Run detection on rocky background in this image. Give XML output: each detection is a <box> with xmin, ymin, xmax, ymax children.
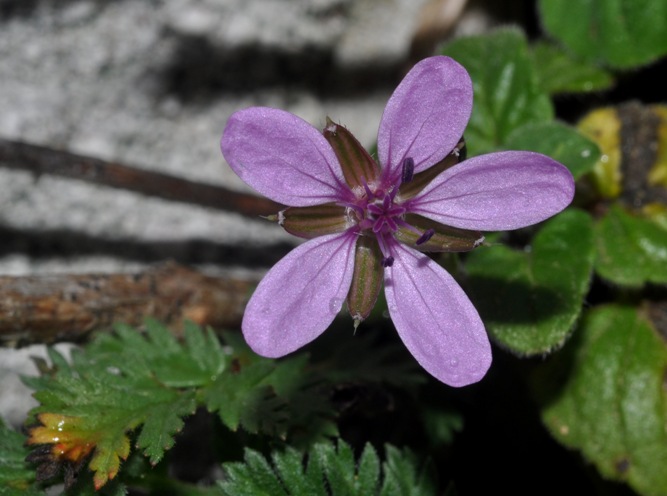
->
<box><xmin>0</xmin><ymin>0</ymin><xmax>531</xmax><ymax>427</ymax></box>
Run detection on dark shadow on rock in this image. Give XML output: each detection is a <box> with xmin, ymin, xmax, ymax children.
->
<box><xmin>0</xmin><ymin>0</ymin><xmax>101</xmax><ymax>20</ymax></box>
<box><xmin>151</xmin><ymin>32</ymin><xmax>402</xmax><ymax>104</ymax></box>
<box><xmin>0</xmin><ymin>225</ymin><xmax>292</xmax><ymax>267</ymax></box>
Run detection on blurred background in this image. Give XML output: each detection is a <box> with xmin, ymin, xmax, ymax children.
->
<box><xmin>0</xmin><ymin>0</ymin><xmax>536</xmax><ymax>278</ymax></box>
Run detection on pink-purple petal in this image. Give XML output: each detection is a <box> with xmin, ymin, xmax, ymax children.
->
<box><xmin>384</xmin><ymin>243</ymin><xmax>491</xmax><ymax>387</ymax></box>
<box><xmin>242</xmin><ymin>232</ymin><xmax>357</xmax><ymax>358</ymax></box>
<box><xmin>221</xmin><ymin>107</ymin><xmax>350</xmax><ymax>206</ymax></box>
<box><xmin>377</xmin><ymin>56</ymin><xmax>472</xmax><ymax>180</ymax></box>
<box><xmin>409</xmin><ymin>151</ymin><xmax>575</xmax><ymax>231</ymax></box>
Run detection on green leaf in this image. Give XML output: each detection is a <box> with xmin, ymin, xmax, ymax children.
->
<box><xmin>380</xmin><ymin>445</ymin><xmax>436</xmax><ymax>496</ymax></box>
<box><xmin>504</xmin><ymin>121</ymin><xmax>601</xmax><ymax>180</ymax></box>
<box><xmin>272</xmin><ymin>447</ymin><xmax>326</xmax><ymax>494</ymax></box>
<box><xmin>202</xmin><ymin>334</ymin><xmax>337</xmax><ymax>442</ymax></box>
<box><xmin>595</xmin><ymin>205</ymin><xmax>667</xmax><ymax>286</ymax></box>
<box><xmin>0</xmin><ymin>419</ymin><xmax>42</xmax><ymax>496</ymax></box>
<box><xmin>530</xmin><ymin>41</ymin><xmax>615</xmax><ymax>95</ymax></box>
<box><xmin>136</xmin><ymin>394</ymin><xmax>195</xmax><ymax>465</ymax></box>
<box><xmin>313</xmin><ymin>441</ymin><xmax>358</xmax><ymax>494</ymax></box>
<box><xmin>535</xmin><ymin>305</ymin><xmax>667</xmax><ymax>495</ymax></box>
<box><xmin>441</xmin><ymin>28</ymin><xmax>553</xmax><ymax>155</ymax></box>
<box><xmin>25</xmin><ymin>322</ymin><xmax>331</xmax><ymax>489</ymax></box>
<box><xmin>222</xmin><ymin>448</ymin><xmax>289</xmax><ymax>495</ymax></box>
<box><xmin>219</xmin><ymin>441</ymin><xmax>436</xmax><ymax>496</ymax></box>
<box><xmin>465</xmin><ymin>209</ymin><xmax>595</xmax><ymax>355</ymax></box>
<box><xmin>356</xmin><ymin>444</ymin><xmax>381</xmax><ymax>494</ymax></box>
<box><xmin>539</xmin><ymin>0</ymin><xmax>667</xmax><ymax>68</ymax></box>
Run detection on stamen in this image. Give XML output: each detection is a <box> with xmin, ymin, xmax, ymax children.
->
<box><xmin>401</xmin><ymin>157</ymin><xmax>415</xmax><ymax>184</ymax></box>
<box><xmin>376</xmin><ymin>232</ymin><xmax>394</xmax><ymax>268</ymax></box>
<box><xmin>362</xmin><ymin>180</ymin><xmax>374</xmax><ymax>200</ymax></box>
<box><xmin>416</xmin><ymin>228</ymin><xmax>435</xmax><ymax>245</ymax></box>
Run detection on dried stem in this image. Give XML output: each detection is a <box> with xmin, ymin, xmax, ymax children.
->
<box><xmin>0</xmin><ymin>263</ymin><xmax>257</xmax><ymax>346</ymax></box>
<box><xmin>0</xmin><ymin>138</ymin><xmax>282</xmax><ymax>217</ymax></box>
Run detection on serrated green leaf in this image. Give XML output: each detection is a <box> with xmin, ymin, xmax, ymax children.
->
<box><xmin>441</xmin><ymin>28</ymin><xmax>553</xmax><ymax>155</ymax></box>
<box><xmin>24</xmin><ymin>322</ymin><xmax>221</xmax><ymax>489</ymax></box>
<box><xmin>206</xmin><ymin>364</ymin><xmax>285</xmax><ymax>433</ymax></box>
<box><xmin>22</xmin><ymin>322</ymin><xmax>348</xmax><ymax>490</ymax></box>
<box><xmin>202</xmin><ymin>334</ymin><xmax>337</xmax><ymax>442</ymax></box>
<box><xmin>356</xmin><ymin>444</ymin><xmax>381</xmax><ymax>494</ymax></box>
<box><xmin>465</xmin><ymin>209</ymin><xmax>595</xmax><ymax>355</ymax></box>
<box><xmin>535</xmin><ymin>305</ymin><xmax>667</xmax><ymax>496</ymax></box>
<box><xmin>271</xmin><ymin>447</ymin><xmax>323</xmax><ymax>495</ymax></box>
<box><xmin>595</xmin><ymin>205</ymin><xmax>667</xmax><ymax>286</ymax></box>
<box><xmin>220</xmin><ymin>441</ymin><xmax>434</xmax><ymax>496</ymax></box>
<box><xmin>223</xmin><ymin>449</ymin><xmax>289</xmax><ymax>496</ymax></box>
<box><xmin>504</xmin><ymin>121</ymin><xmax>600</xmax><ymax>180</ymax></box>
<box><xmin>539</xmin><ymin>0</ymin><xmax>667</xmax><ymax>68</ymax></box>
<box><xmin>314</xmin><ymin>442</ymin><xmax>357</xmax><ymax>495</ymax></box>
<box><xmin>184</xmin><ymin>322</ymin><xmax>226</xmax><ymax>378</ymax></box>
<box><xmin>204</xmin><ymin>350</ymin><xmax>336</xmax><ymax>442</ymax></box>
<box><xmin>0</xmin><ymin>419</ymin><xmax>42</xmax><ymax>495</ymax></box>
<box><xmin>530</xmin><ymin>41</ymin><xmax>615</xmax><ymax>95</ymax></box>
<box><xmin>380</xmin><ymin>445</ymin><xmax>436</xmax><ymax>496</ymax></box>
<box><xmin>144</xmin><ymin>318</ymin><xmax>182</xmax><ymax>355</ymax></box>
<box><xmin>90</xmin><ymin>322</ymin><xmax>226</xmax><ymax>388</ymax></box>
<box><xmin>46</xmin><ymin>347</ymin><xmax>72</xmax><ymax>375</ymax></box>
<box><xmin>136</xmin><ymin>393</ymin><xmax>196</xmax><ymax>465</ymax></box>
<box><xmin>29</xmin><ymin>374</ymin><xmax>195</xmax><ymax>488</ymax></box>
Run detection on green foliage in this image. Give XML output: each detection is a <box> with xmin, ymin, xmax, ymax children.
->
<box><xmin>22</xmin><ymin>320</ymin><xmax>429</xmax><ymax>491</ymax></box>
<box><xmin>24</xmin><ymin>321</ymin><xmax>340</xmax><ymax>490</ymax></box>
<box><xmin>539</xmin><ymin>0</ymin><xmax>667</xmax><ymax>68</ymax></box>
<box><xmin>535</xmin><ymin>305</ymin><xmax>667</xmax><ymax>496</ymax></box>
<box><xmin>465</xmin><ymin>209</ymin><xmax>595</xmax><ymax>355</ymax></box>
<box><xmin>595</xmin><ymin>205</ymin><xmax>667</xmax><ymax>286</ymax></box>
<box><xmin>0</xmin><ymin>419</ymin><xmax>42</xmax><ymax>496</ymax></box>
<box><xmin>504</xmin><ymin>121</ymin><xmax>600</xmax><ymax>180</ymax></box>
<box><xmin>530</xmin><ymin>41</ymin><xmax>615</xmax><ymax>95</ymax></box>
<box><xmin>219</xmin><ymin>440</ymin><xmax>436</xmax><ymax>496</ymax></box>
<box><xmin>441</xmin><ymin>28</ymin><xmax>553</xmax><ymax>156</ymax></box>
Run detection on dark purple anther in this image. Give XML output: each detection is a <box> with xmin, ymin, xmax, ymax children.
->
<box><xmin>401</xmin><ymin>157</ymin><xmax>415</xmax><ymax>184</ymax></box>
<box><xmin>382</xmin><ymin>256</ymin><xmax>395</xmax><ymax>267</ymax></box>
<box><xmin>416</xmin><ymin>228</ymin><xmax>435</xmax><ymax>245</ymax></box>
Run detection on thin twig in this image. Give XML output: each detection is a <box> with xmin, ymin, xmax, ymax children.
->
<box><xmin>0</xmin><ymin>138</ymin><xmax>282</xmax><ymax>217</ymax></box>
<box><xmin>0</xmin><ymin>263</ymin><xmax>257</xmax><ymax>346</ymax></box>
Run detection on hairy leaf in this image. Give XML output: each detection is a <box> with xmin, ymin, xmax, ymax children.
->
<box><xmin>595</xmin><ymin>205</ymin><xmax>667</xmax><ymax>286</ymax></box>
<box><xmin>535</xmin><ymin>305</ymin><xmax>667</xmax><ymax>496</ymax></box>
<box><xmin>0</xmin><ymin>419</ymin><xmax>42</xmax><ymax>496</ymax></box>
<box><xmin>530</xmin><ymin>42</ymin><xmax>614</xmax><ymax>95</ymax></box>
<box><xmin>465</xmin><ymin>209</ymin><xmax>595</xmax><ymax>355</ymax></box>
<box><xmin>539</xmin><ymin>0</ymin><xmax>667</xmax><ymax>68</ymax></box>
<box><xmin>24</xmin><ymin>322</ymin><xmax>338</xmax><ymax>489</ymax></box>
<box><xmin>219</xmin><ymin>441</ymin><xmax>436</xmax><ymax>496</ymax></box>
<box><xmin>441</xmin><ymin>28</ymin><xmax>553</xmax><ymax>155</ymax></box>
<box><xmin>504</xmin><ymin>121</ymin><xmax>600</xmax><ymax>180</ymax></box>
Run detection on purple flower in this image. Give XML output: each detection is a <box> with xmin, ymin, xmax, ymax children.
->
<box><xmin>221</xmin><ymin>56</ymin><xmax>574</xmax><ymax>387</ymax></box>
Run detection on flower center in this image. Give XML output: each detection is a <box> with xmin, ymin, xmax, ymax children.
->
<box><xmin>349</xmin><ymin>157</ymin><xmax>418</xmax><ymax>267</ymax></box>
<box><xmin>367</xmin><ymin>190</ymin><xmax>406</xmax><ymax>234</ymax></box>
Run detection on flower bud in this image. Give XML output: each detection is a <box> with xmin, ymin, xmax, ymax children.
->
<box><xmin>323</xmin><ymin>117</ymin><xmax>380</xmax><ymax>193</ymax></box>
<box><xmin>346</xmin><ymin>236</ymin><xmax>383</xmax><ymax>327</ymax></box>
